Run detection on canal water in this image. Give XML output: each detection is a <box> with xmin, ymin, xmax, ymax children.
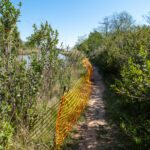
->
<box><xmin>20</xmin><ymin>54</ymin><xmax>65</xmax><ymax>66</ymax></box>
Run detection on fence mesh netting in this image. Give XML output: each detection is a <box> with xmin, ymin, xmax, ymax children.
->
<box><xmin>29</xmin><ymin>58</ymin><xmax>93</xmax><ymax>148</ymax></box>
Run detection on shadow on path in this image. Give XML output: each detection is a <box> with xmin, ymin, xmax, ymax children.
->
<box><xmin>75</xmin><ymin>67</ymin><xmax>120</xmax><ymax>150</ymax></box>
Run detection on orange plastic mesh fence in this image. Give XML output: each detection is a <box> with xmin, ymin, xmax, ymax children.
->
<box><xmin>55</xmin><ymin>58</ymin><xmax>93</xmax><ymax>146</ymax></box>
<box><xmin>28</xmin><ymin>58</ymin><xmax>92</xmax><ymax>148</ymax></box>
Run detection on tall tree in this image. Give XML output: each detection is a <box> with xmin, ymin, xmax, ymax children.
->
<box><xmin>0</xmin><ymin>0</ymin><xmax>22</xmax><ymax>58</ymax></box>
<box><xmin>99</xmin><ymin>17</ymin><xmax>110</xmax><ymax>37</ymax></box>
<box><xmin>110</xmin><ymin>11</ymin><xmax>134</xmax><ymax>33</ymax></box>
<box><xmin>145</xmin><ymin>11</ymin><xmax>150</xmax><ymax>24</ymax></box>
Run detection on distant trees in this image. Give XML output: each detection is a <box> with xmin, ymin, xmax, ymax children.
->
<box><xmin>99</xmin><ymin>11</ymin><xmax>134</xmax><ymax>36</ymax></box>
<box><xmin>145</xmin><ymin>11</ymin><xmax>150</xmax><ymax>25</ymax></box>
<box><xmin>99</xmin><ymin>17</ymin><xmax>109</xmax><ymax>37</ymax></box>
<box><xmin>88</xmin><ymin>31</ymin><xmax>103</xmax><ymax>51</ymax></box>
<box><xmin>77</xmin><ymin>11</ymin><xmax>134</xmax><ymax>56</ymax></box>
<box><xmin>77</xmin><ymin>39</ymin><xmax>89</xmax><ymax>54</ymax></box>
<box><xmin>109</xmin><ymin>11</ymin><xmax>134</xmax><ymax>33</ymax></box>
<box><xmin>145</xmin><ymin>11</ymin><xmax>150</xmax><ymax>24</ymax></box>
<box><xmin>76</xmin><ymin>31</ymin><xmax>103</xmax><ymax>55</ymax></box>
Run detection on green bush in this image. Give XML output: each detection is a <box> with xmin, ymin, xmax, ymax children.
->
<box><xmin>77</xmin><ymin>12</ymin><xmax>150</xmax><ymax>149</ymax></box>
<box><xmin>113</xmin><ymin>47</ymin><xmax>150</xmax><ymax>102</ymax></box>
<box><xmin>111</xmin><ymin>48</ymin><xmax>150</xmax><ymax>148</ymax></box>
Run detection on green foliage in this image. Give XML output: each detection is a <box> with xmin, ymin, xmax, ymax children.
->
<box><xmin>26</xmin><ymin>21</ymin><xmax>58</xmax><ymax>54</ymax></box>
<box><xmin>77</xmin><ymin>31</ymin><xmax>103</xmax><ymax>55</ymax></box>
<box><xmin>77</xmin><ymin>40</ymin><xmax>89</xmax><ymax>54</ymax></box>
<box><xmin>0</xmin><ymin>5</ymin><xmax>84</xmax><ymax>148</ymax></box>
<box><xmin>87</xmin><ymin>31</ymin><xmax>103</xmax><ymax>51</ymax></box>
<box><xmin>0</xmin><ymin>1</ymin><xmax>78</xmax><ymax>148</ymax></box>
<box><xmin>78</xmin><ymin>11</ymin><xmax>150</xmax><ymax>149</ymax></box>
<box><xmin>0</xmin><ymin>121</ymin><xmax>14</xmax><ymax>149</ymax></box>
<box><xmin>0</xmin><ymin>56</ymin><xmax>43</xmax><ymax>147</ymax></box>
<box><xmin>112</xmin><ymin>48</ymin><xmax>150</xmax><ymax>102</ymax></box>
<box><xmin>109</xmin><ymin>11</ymin><xmax>134</xmax><ymax>33</ymax></box>
<box><xmin>109</xmin><ymin>48</ymin><xmax>150</xmax><ymax>148</ymax></box>
<box><xmin>0</xmin><ymin>0</ymin><xmax>22</xmax><ymax>58</ymax></box>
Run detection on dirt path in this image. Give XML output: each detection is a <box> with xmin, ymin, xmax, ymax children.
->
<box><xmin>73</xmin><ymin>67</ymin><xmax>119</xmax><ymax>150</ymax></box>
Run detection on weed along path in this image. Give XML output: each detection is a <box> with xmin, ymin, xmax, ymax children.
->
<box><xmin>72</xmin><ymin>67</ymin><xmax>119</xmax><ymax>150</ymax></box>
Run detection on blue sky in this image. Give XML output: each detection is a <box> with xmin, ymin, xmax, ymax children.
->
<box><xmin>14</xmin><ymin>0</ymin><xmax>150</xmax><ymax>47</ymax></box>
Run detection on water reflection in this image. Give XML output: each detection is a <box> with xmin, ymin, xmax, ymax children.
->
<box><xmin>19</xmin><ymin>54</ymin><xmax>65</xmax><ymax>67</ymax></box>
